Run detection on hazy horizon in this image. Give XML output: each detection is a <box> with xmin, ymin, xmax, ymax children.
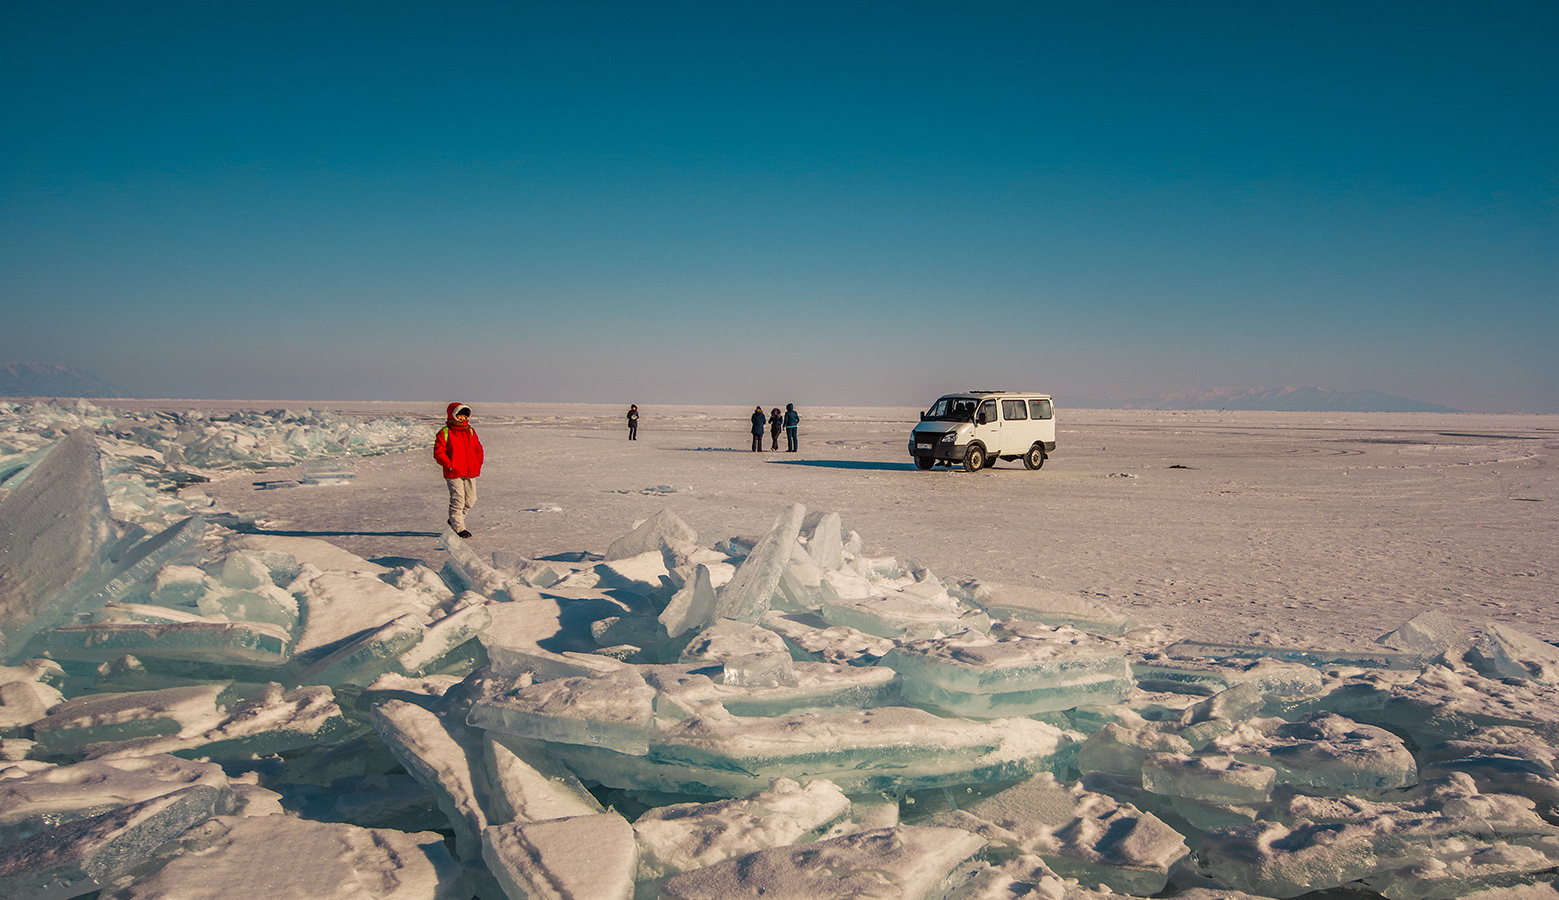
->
<box><xmin>3</xmin><ymin>2</ymin><xmax>1554</xmax><ymax>413</ymax></box>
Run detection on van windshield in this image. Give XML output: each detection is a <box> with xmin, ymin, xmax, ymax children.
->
<box><xmin>925</xmin><ymin>398</ymin><xmax>977</xmax><ymax>422</ymax></box>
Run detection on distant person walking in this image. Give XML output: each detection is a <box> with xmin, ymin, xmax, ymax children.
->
<box><xmin>750</xmin><ymin>406</ymin><xmax>766</xmax><ymax>452</ymax></box>
<box><xmin>626</xmin><ymin>404</ymin><xmax>639</xmax><ymax>441</ymax></box>
<box><xmin>769</xmin><ymin>407</ymin><xmax>783</xmax><ymax>451</ymax></box>
<box><xmin>784</xmin><ymin>403</ymin><xmax>800</xmax><ymax>452</ymax></box>
<box><xmin>434</xmin><ymin>402</ymin><xmax>483</xmax><ymax>538</ymax></box>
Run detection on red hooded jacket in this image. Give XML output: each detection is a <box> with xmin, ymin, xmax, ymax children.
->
<box><xmin>434</xmin><ymin>402</ymin><xmax>484</xmax><ymax>479</ymax></box>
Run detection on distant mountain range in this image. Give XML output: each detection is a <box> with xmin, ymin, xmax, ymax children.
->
<box><xmin>1068</xmin><ymin>386</ymin><xmax>1461</xmax><ymax>413</ymax></box>
<box><xmin>0</xmin><ymin>363</ymin><xmax>129</xmax><ymax>399</ymax></box>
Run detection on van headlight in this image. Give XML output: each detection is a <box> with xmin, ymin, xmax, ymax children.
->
<box><xmin>940</xmin><ymin>432</ymin><xmax>958</xmax><ymax>443</ymax></box>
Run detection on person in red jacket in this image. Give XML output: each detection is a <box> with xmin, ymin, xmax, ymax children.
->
<box><xmin>434</xmin><ymin>402</ymin><xmax>483</xmax><ymax>538</ymax></box>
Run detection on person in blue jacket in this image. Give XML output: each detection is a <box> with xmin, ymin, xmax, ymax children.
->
<box><xmin>783</xmin><ymin>403</ymin><xmax>800</xmax><ymax>452</ymax></box>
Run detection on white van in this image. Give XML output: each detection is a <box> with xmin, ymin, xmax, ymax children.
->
<box><xmin>908</xmin><ymin>392</ymin><xmax>1056</xmax><ymax>472</ymax></box>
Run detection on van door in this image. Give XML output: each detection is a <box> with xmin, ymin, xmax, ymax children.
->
<box><xmin>974</xmin><ymin>399</ymin><xmax>1000</xmax><ymax>452</ymax></box>
<box><xmin>999</xmin><ymin>398</ymin><xmax>1031</xmax><ymax>454</ymax></box>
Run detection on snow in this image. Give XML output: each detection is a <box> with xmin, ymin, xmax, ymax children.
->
<box><xmin>0</xmin><ymin>398</ymin><xmax>1555</xmax><ymax>899</ymax></box>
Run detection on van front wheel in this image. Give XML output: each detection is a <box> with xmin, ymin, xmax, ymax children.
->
<box><xmin>1023</xmin><ymin>445</ymin><xmax>1046</xmax><ymax>470</ymax></box>
<box><xmin>914</xmin><ymin>456</ymin><xmax>934</xmax><ymax>470</ymax></box>
<box><xmin>963</xmin><ymin>445</ymin><xmax>986</xmax><ymax>472</ymax></box>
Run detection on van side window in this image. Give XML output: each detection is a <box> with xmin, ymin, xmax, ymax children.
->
<box><xmin>1001</xmin><ymin>399</ymin><xmax>1027</xmax><ymax>420</ymax></box>
<box><xmin>976</xmin><ymin>401</ymin><xmax>996</xmax><ymax>424</ymax></box>
<box><xmin>1029</xmin><ymin>399</ymin><xmax>1053</xmax><ymax>420</ymax></box>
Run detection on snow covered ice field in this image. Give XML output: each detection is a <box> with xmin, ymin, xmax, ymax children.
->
<box><xmin>0</xmin><ymin>398</ymin><xmax>1556</xmax><ymax>900</ymax></box>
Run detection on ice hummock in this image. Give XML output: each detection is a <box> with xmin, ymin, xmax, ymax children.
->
<box><xmin>3</xmin><ymin>403</ymin><xmax>1559</xmax><ymax>898</ymax></box>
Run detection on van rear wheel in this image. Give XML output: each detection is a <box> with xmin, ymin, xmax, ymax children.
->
<box><xmin>1023</xmin><ymin>445</ymin><xmax>1046</xmax><ymax>470</ymax></box>
<box><xmin>963</xmin><ymin>445</ymin><xmax>986</xmax><ymax>472</ymax></box>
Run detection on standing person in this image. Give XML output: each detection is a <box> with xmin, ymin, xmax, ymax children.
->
<box><xmin>768</xmin><ymin>407</ymin><xmax>782</xmax><ymax>451</ymax></box>
<box><xmin>434</xmin><ymin>402</ymin><xmax>483</xmax><ymax>538</ymax></box>
<box><xmin>626</xmin><ymin>404</ymin><xmax>639</xmax><ymax>441</ymax></box>
<box><xmin>784</xmin><ymin>403</ymin><xmax>800</xmax><ymax>452</ymax></box>
<box><xmin>750</xmin><ymin>406</ymin><xmax>766</xmax><ymax>452</ymax></box>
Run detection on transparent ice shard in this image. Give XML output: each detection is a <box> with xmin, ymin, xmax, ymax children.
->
<box><xmin>97</xmin><ymin>814</ymin><xmax>466</xmax><ymax>899</ymax></box>
<box><xmin>604</xmin><ymin>508</ymin><xmax>698</xmax><ymax>561</ymax></box>
<box><xmin>657</xmin><ymin>825</ymin><xmax>985</xmax><ymax>900</ymax></box>
<box><xmin>553</xmin><ymin>706</ymin><xmax>1074</xmax><ymax>798</ymax></box>
<box><xmin>288</xmin><ymin>566</ymin><xmax>436</xmax><ymax>666</ymax></box>
<box><xmin>633</xmin><ymin>777</ymin><xmax>851</xmax><ymax>884</ymax></box>
<box><xmin>0</xmin><ymin>430</ymin><xmax>118</xmax><ymax>663</ymax></box>
<box><xmin>644</xmin><ymin>661</ymin><xmax>899</xmax><ymax>719</ymax></box>
<box><xmin>946</xmin><ymin>773</ymin><xmax>1188</xmax><ymax>896</ymax></box>
<box><xmin>395</xmin><ymin>598</ymin><xmax>491</xmax><ymax>677</ymax></box>
<box><xmin>439</xmin><ymin>530</ymin><xmax>510</xmax><ymax>598</ymax></box>
<box><xmin>1211</xmin><ymin>711</ymin><xmax>1418</xmax><ymax>791</ymax></box>
<box><xmin>369</xmin><ymin>698</ymin><xmax>491</xmax><ymax>862</ymax></box>
<box><xmin>0</xmin><ymin>784</ymin><xmax>227</xmax><ymax>900</ymax></box>
<box><xmin>821</xmin><ymin>592</ymin><xmax>983</xmax><ymax>641</ymax></box>
<box><xmin>292</xmin><ymin>613</ymin><xmax>424</xmax><ymax>689</ymax></box>
<box><xmin>659</xmin><ymin>564</ymin><xmax>718</xmax><ymax>638</ymax></box>
<box><xmin>466</xmin><ymin>667</ymin><xmax>657</xmax><ymax>755</ymax></box>
<box><xmin>84</xmin><ymin>515</ymin><xmax>207</xmax><ymax>607</ymax></box>
<box><xmin>31</xmin><ymin>683</ymin><xmax>235</xmax><ymax>758</ymax></box>
<box><xmin>482</xmin><ymin>812</ymin><xmax>636</xmax><ymax>900</ymax></box>
<box><xmin>1130</xmin><ymin>655</ymin><xmax>1324</xmax><ymax>703</ymax></box>
<box><xmin>712</xmin><ymin>503</ymin><xmax>805</xmax><ymax>624</ymax></box>
<box><xmin>882</xmin><ymin>628</ymin><xmax>1133</xmax><ymax>718</ymax></box>
<box><xmin>299</xmin><ymin>458</ymin><xmax>356</xmax><ymax>484</ymax></box>
<box><xmin>807</xmin><ymin>511</ymin><xmax>845</xmax><ymax>571</ymax></box>
<box><xmin>723</xmin><ymin>652</ymin><xmax>800</xmax><ymax>688</ymax></box>
<box><xmin>36</xmin><ymin>619</ymin><xmax>292</xmax><ymax>667</ymax></box>
<box><xmin>775</xmin><ymin>541</ymin><xmax>828</xmax><ymax>611</ymax></box>
<box><xmin>483</xmin><ymin>733</ymin><xmax>603</xmax><ymax>825</ymax></box>
<box><xmin>194</xmin><ymin>581</ymin><xmax>300</xmax><ymax>634</ymax></box>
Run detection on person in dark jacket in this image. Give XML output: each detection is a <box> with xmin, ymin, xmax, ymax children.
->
<box><xmin>627</xmin><ymin>404</ymin><xmax>639</xmax><ymax>441</ymax></box>
<box><xmin>768</xmin><ymin>407</ymin><xmax>782</xmax><ymax>451</ymax></box>
<box><xmin>784</xmin><ymin>403</ymin><xmax>800</xmax><ymax>452</ymax></box>
<box><xmin>434</xmin><ymin>402</ymin><xmax>483</xmax><ymax>538</ymax></box>
<box><xmin>750</xmin><ymin>406</ymin><xmax>766</xmax><ymax>452</ymax></box>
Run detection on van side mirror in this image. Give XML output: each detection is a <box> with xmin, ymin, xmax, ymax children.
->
<box><xmin>920</xmin><ymin>412</ymin><xmax>927</xmax><ymax>421</ymax></box>
<box><xmin>976</xmin><ymin>411</ymin><xmax>989</xmax><ymax>425</ymax></box>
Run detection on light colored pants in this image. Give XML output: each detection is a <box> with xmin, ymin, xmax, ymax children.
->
<box><xmin>446</xmin><ymin>477</ymin><xmax>477</xmax><ymax>529</ymax></box>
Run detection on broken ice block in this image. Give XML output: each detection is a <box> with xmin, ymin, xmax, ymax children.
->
<box><xmin>633</xmin><ymin>777</ymin><xmax>851</xmax><ymax>884</ymax></box>
<box><xmin>657</xmin><ymin>825</ymin><xmax>985</xmax><ymax>900</ymax></box>
<box><xmin>31</xmin><ymin>683</ymin><xmax>236</xmax><ymax>758</ymax></box>
<box><xmin>1375</xmin><ymin>610</ymin><xmax>1475</xmax><ymax>660</ymax></box>
<box><xmin>808</xmin><ymin>511</ymin><xmax>845</xmax><ymax>570</ymax></box>
<box><xmin>78</xmin><ymin>682</ymin><xmax>352</xmax><ymax>762</ymax></box>
<box><xmin>711</xmin><ymin>503</ymin><xmax>805</xmax><ymax>624</ymax></box>
<box><xmin>83</xmin><ymin>515</ymin><xmax>207</xmax><ymax>608</ymax></box>
<box><xmin>1211</xmin><ymin>712</ymin><xmax>1417</xmax><ymax>791</ymax></box>
<box><xmin>483</xmin><ymin>733</ymin><xmax>603</xmax><ymax>824</ymax></box>
<box><xmin>0</xmin><ymin>664</ymin><xmax>65</xmax><ymax>739</ymax></box>
<box><xmin>680</xmin><ymin>618</ymin><xmax>790</xmax><ymax>663</ymax></box>
<box><xmin>551</xmin><ymin>705</ymin><xmax>1074</xmax><ymax>798</ymax></box>
<box><xmin>1075</xmin><ymin>722</ymin><xmax>1195</xmax><ymax>779</ymax></box>
<box><xmin>291</xmin><ymin>613</ymin><xmax>424</xmax><ymax>688</ymax></box>
<box><xmin>369</xmin><ymin>699</ymin><xmax>491</xmax><ymax>861</ymax></box>
<box><xmin>1484</xmin><ymin>622</ymin><xmax>1559</xmax><ymax>684</ymax></box>
<box><xmin>723</xmin><ymin>651</ymin><xmax>800</xmax><ymax>688</ymax></box>
<box><xmin>1379</xmin><ymin>666</ymin><xmax>1559</xmax><ymax>746</ymax></box>
<box><xmin>1130</xmin><ymin>655</ymin><xmax>1323</xmax><ymax>703</ymax></box>
<box><xmin>0</xmin><ymin>430</ymin><xmax>117</xmax><ymax>663</ymax></box>
<box><xmin>659</xmin><ymin>564</ymin><xmax>718</xmax><ymax>638</ymax></box>
<box><xmin>821</xmin><ymin>592</ymin><xmax>982</xmax><ymax>641</ymax></box>
<box><xmin>395</xmin><ymin>598</ymin><xmax>491</xmax><ymax>676</ymax></box>
<box><xmin>482</xmin><ymin>812</ymin><xmax>637</xmax><ymax>900</ymax></box>
<box><xmin>96</xmin><ymin>814</ymin><xmax>466</xmax><ymax>899</ymax></box>
<box><xmin>0</xmin><ymin>784</ymin><xmax>226</xmax><ymax>900</ymax></box>
<box><xmin>967</xmin><ymin>581</ymin><xmax>1138</xmax><ymax>635</ymax></box>
<box><xmin>882</xmin><ymin>628</ymin><xmax>1132</xmax><ymax>719</ymax></box>
<box><xmin>466</xmin><ymin>667</ymin><xmax>657</xmax><ymax>755</ymax></box>
<box><xmin>594</xmin><ymin>550</ymin><xmax>674</xmax><ymax>602</ymax></box>
<box><xmin>299</xmin><ymin>458</ymin><xmax>356</xmax><ymax>484</ymax></box>
<box><xmin>604</xmin><ymin>508</ymin><xmax>698</xmax><ymax>561</ymax></box>
<box><xmin>763</xmin><ymin>612</ymin><xmax>895</xmax><ymax>666</ymax></box>
<box><xmin>36</xmin><ymin>619</ymin><xmax>292</xmax><ymax>667</ymax></box>
<box><xmin>1141</xmin><ymin>752</ymin><xmax>1277</xmax><ymax>805</ymax></box>
<box><xmin>948</xmin><ymin>773</ymin><xmax>1188</xmax><ymax>896</ymax></box>
<box><xmin>0</xmin><ymin>755</ymin><xmax>232</xmax><ymax>847</ymax></box>
<box><xmin>644</xmin><ymin>661</ymin><xmax>900</xmax><ymax>719</ymax></box>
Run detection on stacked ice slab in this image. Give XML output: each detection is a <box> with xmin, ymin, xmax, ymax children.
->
<box><xmin>6</xmin><ymin>423</ymin><xmax>1559</xmax><ymax>898</ymax></box>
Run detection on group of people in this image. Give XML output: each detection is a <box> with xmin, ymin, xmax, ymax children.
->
<box><xmin>434</xmin><ymin>400</ymin><xmax>803</xmax><ymax>538</ymax></box>
<box><xmin>751</xmin><ymin>404</ymin><xmax>801</xmax><ymax>452</ymax></box>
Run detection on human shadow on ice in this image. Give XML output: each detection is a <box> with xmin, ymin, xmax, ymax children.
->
<box><xmin>232</xmin><ymin>525</ymin><xmax>442</xmax><ymax>539</ymax></box>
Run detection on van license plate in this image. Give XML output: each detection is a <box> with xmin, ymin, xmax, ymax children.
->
<box><xmin>916</xmin><ymin>443</ymin><xmax>932</xmax><ymax>451</ymax></box>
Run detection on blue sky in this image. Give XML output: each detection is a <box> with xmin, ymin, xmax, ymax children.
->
<box><xmin>2</xmin><ymin>1</ymin><xmax>1554</xmax><ymax>411</ymax></box>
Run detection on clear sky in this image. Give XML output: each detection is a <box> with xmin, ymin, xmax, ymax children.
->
<box><xmin>2</xmin><ymin>1</ymin><xmax>1554</xmax><ymax>412</ymax></box>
